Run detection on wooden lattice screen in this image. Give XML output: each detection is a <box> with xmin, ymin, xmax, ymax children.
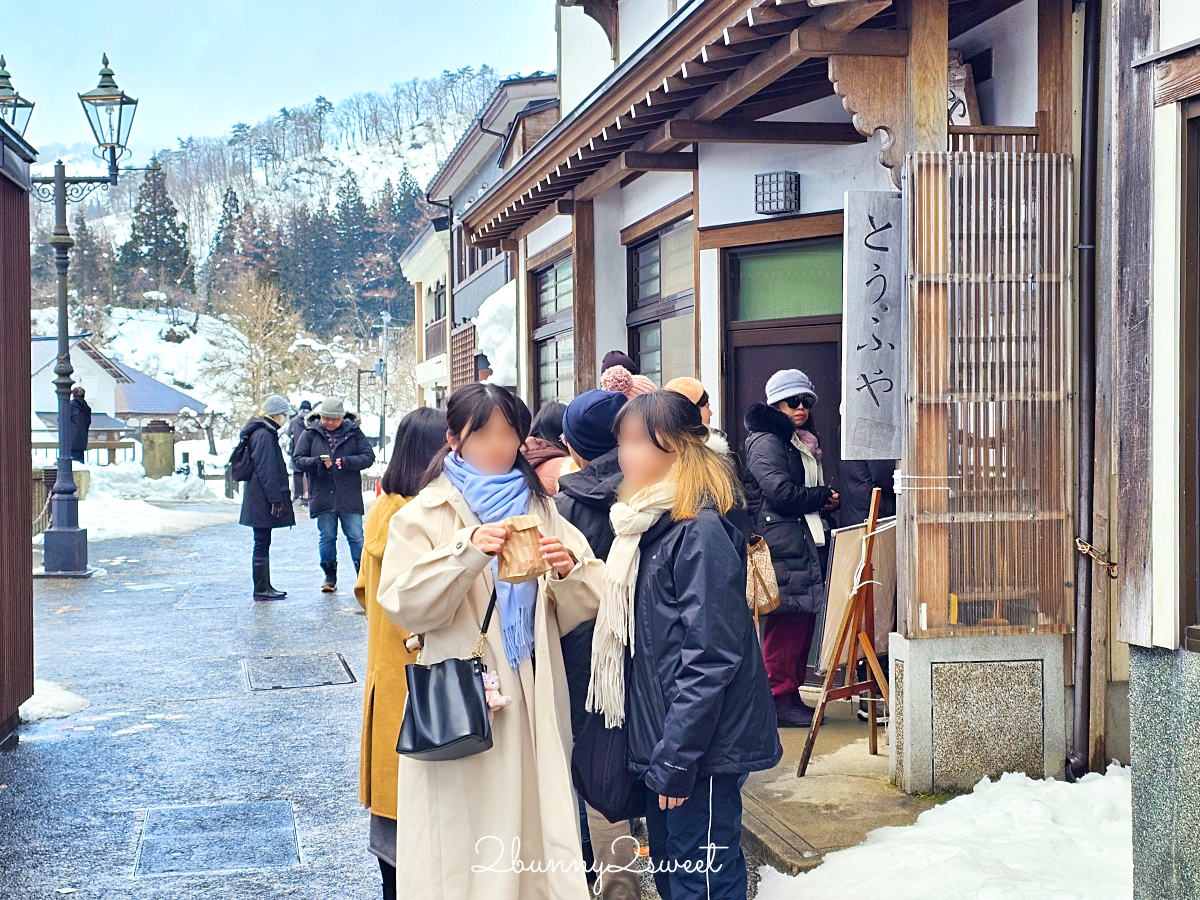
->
<box><xmin>901</xmin><ymin>152</ymin><xmax>1074</xmax><ymax>638</ymax></box>
<box><xmin>450</xmin><ymin>322</ymin><xmax>478</xmax><ymax>393</ymax></box>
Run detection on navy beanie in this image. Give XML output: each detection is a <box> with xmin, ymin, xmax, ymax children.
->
<box><xmin>562</xmin><ymin>390</ymin><xmax>628</xmax><ymax>461</ymax></box>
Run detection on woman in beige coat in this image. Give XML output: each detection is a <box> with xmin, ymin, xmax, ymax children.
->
<box><xmin>377</xmin><ymin>384</ymin><xmax>603</xmax><ymax>900</ymax></box>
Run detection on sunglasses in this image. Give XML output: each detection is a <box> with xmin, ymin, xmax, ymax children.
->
<box><xmin>783</xmin><ymin>395</ymin><xmax>815</xmax><ymax>410</ymax></box>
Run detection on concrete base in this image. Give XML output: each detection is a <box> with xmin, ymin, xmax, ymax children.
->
<box><xmin>1129</xmin><ymin>645</ymin><xmax>1200</xmax><ymax>899</ymax></box>
<box><xmin>889</xmin><ymin>633</ymin><xmax>1066</xmax><ymax>793</ymax></box>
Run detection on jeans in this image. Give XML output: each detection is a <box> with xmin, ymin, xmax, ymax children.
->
<box><xmin>252</xmin><ymin>527</ymin><xmax>272</xmax><ymax>558</ymax></box>
<box><xmin>317</xmin><ymin>511</ymin><xmax>364</xmax><ymax>570</ymax></box>
<box><xmin>643</xmin><ymin>773</ymin><xmax>747</xmax><ymax>900</ymax></box>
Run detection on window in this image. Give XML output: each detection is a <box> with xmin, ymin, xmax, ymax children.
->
<box><xmin>532</xmin><ymin>255</ymin><xmax>574</xmax><ymax>405</ymax></box>
<box><xmin>455</xmin><ymin>227</ymin><xmax>497</xmax><ymax>283</ymax></box>
<box><xmin>1182</xmin><ymin>99</ymin><xmax>1200</xmax><ymax>651</ymax></box>
<box><xmin>627</xmin><ymin>217</ymin><xmax>695</xmax><ymax>385</ymax></box>
<box><xmin>429</xmin><ymin>280</ymin><xmax>447</xmax><ymax>323</ymax></box>
<box><xmin>728</xmin><ymin>237</ymin><xmax>843</xmax><ymax>322</ymax></box>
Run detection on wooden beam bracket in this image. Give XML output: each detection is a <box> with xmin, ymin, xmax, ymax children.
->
<box><xmin>828</xmin><ymin>53</ymin><xmax>908</xmax><ymax>187</ymax></box>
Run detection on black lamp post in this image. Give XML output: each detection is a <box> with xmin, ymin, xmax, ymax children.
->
<box><xmin>23</xmin><ymin>54</ymin><xmax>138</xmax><ymax>576</ymax></box>
<box><xmin>356</xmin><ymin>368</ymin><xmax>377</xmax><ymax>424</ymax></box>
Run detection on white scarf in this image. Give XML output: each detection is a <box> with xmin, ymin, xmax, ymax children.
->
<box><xmin>792</xmin><ymin>434</ymin><xmax>827</xmax><ymax>547</ymax></box>
<box><xmin>586</xmin><ymin>480</ymin><xmax>676</xmax><ymax>728</ymax></box>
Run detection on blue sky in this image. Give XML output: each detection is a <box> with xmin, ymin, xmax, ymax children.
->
<box><xmin>5</xmin><ymin>0</ymin><xmax>557</xmax><ymax>163</ymax></box>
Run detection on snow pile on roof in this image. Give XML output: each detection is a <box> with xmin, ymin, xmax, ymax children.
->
<box><xmin>87</xmin><ymin>461</ymin><xmax>226</xmax><ymax>503</ymax></box>
<box><xmin>19</xmin><ymin>680</ymin><xmax>91</xmax><ymax>723</ymax></box>
<box><xmin>756</xmin><ymin>765</ymin><xmax>1132</xmax><ymax>900</ymax></box>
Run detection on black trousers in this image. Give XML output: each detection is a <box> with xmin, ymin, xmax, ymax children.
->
<box><xmin>644</xmin><ymin>773</ymin><xmax>747</xmax><ymax>900</ymax></box>
<box><xmin>252</xmin><ymin>527</ymin><xmax>272</xmax><ymax>558</ymax></box>
<box><xmin>379</xmin><ymin>857</ymin><xmax>396</xmax><ymax>900</ymax></box>
<box><xmin>292</xmin><ymin>471</ymin><xmax>308</xmax><ymax>500</ymax></box>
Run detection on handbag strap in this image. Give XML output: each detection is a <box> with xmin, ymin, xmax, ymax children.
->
<box><xmin>470</xmin><ymin>587</ymin><xmax>499</xmax><ymax>659</ymax></box>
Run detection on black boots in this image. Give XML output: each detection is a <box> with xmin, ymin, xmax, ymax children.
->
<box><xmin>252</xmin><ymin>557</ymin><xmax>286</xmax><ymax>601</ymax></box>
<box><xmin>321</xmin><ymin>560</ymin><xmax>337</xmax><ymax>593</ymax></box>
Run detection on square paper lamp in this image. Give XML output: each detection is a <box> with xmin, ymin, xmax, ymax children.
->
<box><xmin>755</xmin><ymin>171</ymin><xmax>801</xmax><ymax>215</ymax></box>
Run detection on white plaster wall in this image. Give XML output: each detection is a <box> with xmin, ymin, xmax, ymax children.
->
<box><xmin>558</xmin><ymin>6</ymin><xmax>615</xmax><ymax>117</ymax></box>
<box><xmin>593</xmin><ymin>190</ymin><xmax>628</xmax><ymax>373</ymax></box>
<box><xmin>526</xmin><ymin>215</ymin><xmax>573</xmax><ymax>257</ymax></box>
<box><xmin>619</xmin><ymin>171</ymin><xmax>693</xmax><ymax>227</ymax></box>
<box><xmin>698</xmin><ymin>247</ymin><xmax>722</xmax><ymax>429</ymax></box>
<box><xmin>697</xmin><ymin>135</ymin><xmax>891</xmax><ymax>227</ymax></box>
<box><xmin>31</xmin><ymin>352</ymin><xmax>116</xmax><ymax>417</ymax></box>
<box><xmin>764</xmin><ymin>93</ymin><xmax>856</xmax><ymax>125</ymax></box>
<box><xmin>1151</xmin><ymin>101</ymin><xmax>1184</xmax><ymax>649</ymax></box>
<box><xmin>949</xmin><ymin>0</ymin><xmax>1038</xmax><ymax>126</ymax></box>
<box><xmin>619</xmin><ymin>0</ymin><xmax>670</xmax><ymax>62</ymax></box>
<box><xmin>1160</xmin><ymin>0</ymin><xmax>1200</xmax><ymax>50</ymax></box>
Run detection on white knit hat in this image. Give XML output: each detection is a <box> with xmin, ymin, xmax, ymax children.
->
<box><xmin>765</xmin><ymin>369</ymin><xmax>818</xmax><ymax>406</ymax></box>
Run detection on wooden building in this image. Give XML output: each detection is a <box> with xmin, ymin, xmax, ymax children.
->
<box><xmin>463</xmin><ymin>0</ymin><xmax>1110</xmax><ymax>792</ymax></box>
<box><xmin>0</xmin><ymin>117</ymin><xmax>35</xmax><ymax>744</ymax></box>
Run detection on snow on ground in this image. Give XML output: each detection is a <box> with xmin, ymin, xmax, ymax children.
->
<box><xmin>756</xmin><ymin>766</ymin><xmax>1132</xmax><ymax>900</ymax></box>
<box><xmin>73</xmin><ymin>497</ymin><xmax>238</xmax><ymax>542</ymax></box>
<box><xmin>85</xmin><ymin>461</ymin><xmax>228</xmax><ymax>503</ymax></box>
<box><xmin>19</xmin><ymin>680</ymin><xmax>90</xmax><ymax>723</ymax></box>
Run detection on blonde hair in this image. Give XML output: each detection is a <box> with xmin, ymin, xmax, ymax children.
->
<box><xmin>613</xmin><ymin>391</ymin><xmax>741</xmax><ymax>520</ymax></box>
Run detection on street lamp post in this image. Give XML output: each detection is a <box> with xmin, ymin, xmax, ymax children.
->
<box><xmin>378</xmin><ymin>311</ymin><xmax>391</xmax><ymax>460</ymax></box>
<box><xmin>355</xmin><ymin>367</ymin><xmax>376</xmax><ymax>423</ymax></box>
<box><xmin>20</xmin><ymin>54</ymin><xmax>139</xmax><ymax>576</ymax></box>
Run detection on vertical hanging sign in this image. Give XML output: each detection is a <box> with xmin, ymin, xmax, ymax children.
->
<box><xmin>841</xmin><ymin>190</ymin><xmax>903</xmax><ymax>460</ymax></box>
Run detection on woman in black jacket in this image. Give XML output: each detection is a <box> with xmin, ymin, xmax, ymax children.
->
<box><xmin>238</xmin><ymin>394</ymin><xmax>296</xmax><ymax>601</ymax></box>
<box><xmin>590</xmin><ymin>391</ymin><xmax>780</xmax><ymax>900</ymax></box>
<box><xmin>743</xmin><ymin>368</ymin><xmax>839</xmax><ymax>728</ymax></box>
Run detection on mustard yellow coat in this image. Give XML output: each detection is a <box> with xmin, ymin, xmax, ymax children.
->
<box><xmin>377</xmin><ymin>474</ymin><xmax>602</xmax><ymax>900</ymax></box>
<box><xmin>354</xmin><ymin>491</ymin><xmax>417</xmax><ymax>821</ymax></box>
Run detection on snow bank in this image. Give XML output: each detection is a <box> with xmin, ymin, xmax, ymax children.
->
<box><xmin>756</xmin><ymin>766</ymin><xmax>1132</xmax><ymax>900</ymax></box>
<box><xmin>74</xmin><ymin>496</ymin><xmax>238</xmax><ymax>542</ymax></box>
<box><xmin>87</xmin><ymin>461</ymin><xmax>225</xmax><ymax>502</ymax></box>
<box><xmin>19</xmin><ymin>680</ymin><xmax>90</xmax><ymax>723</ymax></box>
<box><xmin>474</xmin><ymin>281</ymin><xmax>518</xmax><ymax>386</ymax></box>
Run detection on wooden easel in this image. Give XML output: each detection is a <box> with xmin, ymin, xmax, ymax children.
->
<box><xmin>797</xmin><ymin>487</ymin><xmax>891</xmax><ymax>776</ymax></box>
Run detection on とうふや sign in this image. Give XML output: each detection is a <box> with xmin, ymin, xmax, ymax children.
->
<box><xmin>841</xmin><ymin>190</ymin><xmax>902</xmax><ymax>460</ymax></box>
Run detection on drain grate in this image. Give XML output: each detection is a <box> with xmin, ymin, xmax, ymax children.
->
<box><xmin>242</xmin><ymin>653</ymin><xmax>355</xmax><ymax>691</ymax></box>
<box><xmin>133</xmin><ymin>800</ymin><xmax>300</xmax><ymax>876</ymax></box>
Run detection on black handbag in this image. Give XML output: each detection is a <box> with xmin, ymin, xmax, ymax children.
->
<box><xmin>396</xmin><ymin>588</ymin><xmax>497</xmax><ymax>762</ymax></box>
<box><xmin>571</xmin><ymin>712</ymin><xmax>647</xmax><ymax>823</ymax></box>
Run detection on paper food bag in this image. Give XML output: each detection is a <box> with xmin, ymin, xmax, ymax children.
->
<box><xmin>497</xmin><ymin>514</ymin><xmax>551</xmax><ymax>584</ymax></box>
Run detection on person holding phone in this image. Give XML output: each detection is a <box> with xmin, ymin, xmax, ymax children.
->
<box><xmin>292</xmin><ymin>397</ymin><xmax>375</xmax><ymax>591</ymax></box>
<box><xmin>742</xmin><ymin>369</ymin><xmax>838</xmax><ymax>728</ymax></box>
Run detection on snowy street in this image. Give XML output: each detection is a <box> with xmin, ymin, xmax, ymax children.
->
<box><xmin>1</xmin><ymin>509</ymin><xmax>1133</xmax><ymax>898</ymax></box>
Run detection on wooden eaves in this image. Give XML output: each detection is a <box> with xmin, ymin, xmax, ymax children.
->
<box><xmin>464</xmin><ymin>0</ymin><xmax>898</xmax><ymax>247</ymax></box>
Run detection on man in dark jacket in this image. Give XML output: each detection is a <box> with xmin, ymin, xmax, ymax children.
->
<box><xmin>238</xmin><ymin>394</ymin><xmax>296</xmax><ymax>600</ymax></box>
<box><xmin>838</xmin><ymin>458</ymin><xmax>897</xmax><ymax>526</ymax></box>
<box><xmin>554</xmin><ymin>388</ymin><xmax>642</xmax><ymax>900</ymax></box>
<box><xmin>287</xmin><ymin>400</ymin><xmax>312</xmax><ymax>503</ymax></box>
<box><xmin>69</xmin><ymin>386</ymin><xmax>92</xmax><ymax>463</ymax></box>
<box><xmin>743</xmin><ymin>370</ymin><xmax>837</xmax><ymax>728</ymax></box>
<box><xmin>292</xmin><ymin>397</ymin><xmax>375</xmax><ymax>591</ymax></box>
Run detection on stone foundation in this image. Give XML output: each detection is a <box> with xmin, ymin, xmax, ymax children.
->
<box><xmin>889</xmin><ymin>633</ymin><xmax>1066</xmax><ymax>793</ymax></box>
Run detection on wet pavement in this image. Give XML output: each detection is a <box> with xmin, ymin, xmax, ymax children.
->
<box><xmin>0</xmin><ymin>513</ymin><xmax>378</xmax><ymax>899</ymax></box>
<box><xmin>3</xmin><ymin>509</ymin><xmax>783</xmax><ymax>899</ymax></box>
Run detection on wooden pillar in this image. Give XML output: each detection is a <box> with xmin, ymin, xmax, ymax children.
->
<box><xmin>1037</xmin><ymin>0</ymin><xmax>1074</xmax><ymax>153</ymax></box>
<box><xmin>413</xmin><ymin>281</ymin><xmax>425</xmax><ymax>407</ymax></box>
<box><xmin>572</xmin><ymin>199</ymin><xmax>597</xmax><ymax>395</ymax></box>
<box><xmin>906</xmin><ymin>0</ymin><xmax>949</xmax><ymax>153</ymax></box>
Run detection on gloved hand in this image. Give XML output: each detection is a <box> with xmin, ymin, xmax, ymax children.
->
<box><xmin>271</xmin><ymin>502</ymin><xmax>285</xmax><ymax>519</ymax></box>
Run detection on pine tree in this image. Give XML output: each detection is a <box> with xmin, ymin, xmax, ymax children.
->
<box><xmin>116</xmin><ymin>157</ymin><xmax>194</xmax><ymax>301</ymax></box>
<box><xmin>203</xmin><ymin>187</ymin><xmax>242</xmax><ymax>309</ymax></box>
<box><xmin>70</xmin><ymin>211</ymin><xmax>115</xmax><ymax>336</ymax></box>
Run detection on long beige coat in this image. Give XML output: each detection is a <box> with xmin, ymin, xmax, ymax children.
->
<box><xmin>376</xmin><ymin>474</ymin><xmax>602</xmax><ymax>900</ymax></box>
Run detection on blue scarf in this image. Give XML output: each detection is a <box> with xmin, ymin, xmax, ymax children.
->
<box><xmin>442</xmin><ymin>453</ymin><xmax>537</xmax><ymax>670</ymax></box>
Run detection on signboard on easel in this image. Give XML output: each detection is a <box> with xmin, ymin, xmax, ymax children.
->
<box><xmin>841</xmin><ymin>190</ymin><xmax>903</xmax><ymax>460</ymax></box>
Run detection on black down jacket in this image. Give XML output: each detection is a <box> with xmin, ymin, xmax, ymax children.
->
<box><xmin>292</xmin><ymin>413</ymin><xmax>375</xmax><ymax>517</ymax></box>
<box><xmin>554</xmin><ymin>447</ymin><xmax>623</xmax><ymax>740</ymax></box>
<box><xmin>626</xmin><ymin>508</ymin><xmax>782</xmax><ymax>798</ymax></box>
<box><xmin>238</xmin><ymin>417</ymin><xmax>296</xmax><ymax>530</ymax></box>
<box><xmin>742</xmin><ymin>403</ymin><xmax>833</xmax><ymax>615</ymax></box>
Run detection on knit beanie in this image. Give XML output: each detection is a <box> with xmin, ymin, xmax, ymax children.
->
<box><xmin>765</xmin><ymin>369</ymin><xmax>818</xmax><ymax>407</ymax></box>
<box><xmin>601</xmin><ymin>350</ymin><xmax>639</xmax><ymax>375</ymax></box>
<box><xmin>600</xmin><ymin>365</ymin><xmax>657</xmax><ymax>399</ymax></box>
<box><xmin>261</xmin><ymin>394</ymin><xmax>290</xmax><ymax>417</ymax></box>
<box><xmin>561</xmin><ymin>390</ymin><xmax>628</xmax><ymax>461</ymax></box>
